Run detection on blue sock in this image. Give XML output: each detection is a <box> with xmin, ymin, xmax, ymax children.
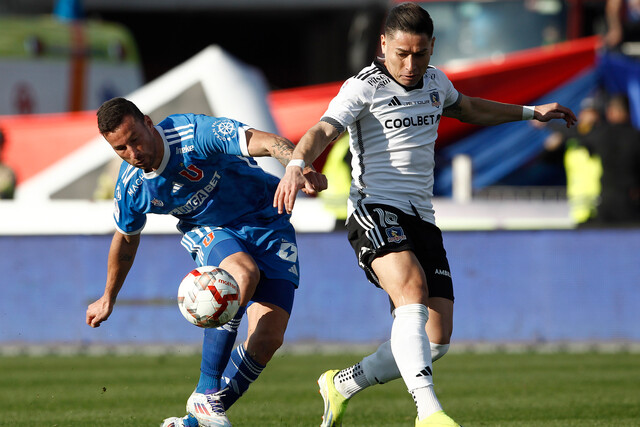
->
<box><xmin>182</xmin><ymin>414</ymin><xmax>199</xmax><ymax>427</ymax></box>
<box><xmin>218</xmin><ymin>344</ymin><xmax>265</xmax><ymax>410</ymax></box>
<box><xmin>196</xmin><ymin>306</ymin><xmax>246</xmax><ymax>394</ymax></box>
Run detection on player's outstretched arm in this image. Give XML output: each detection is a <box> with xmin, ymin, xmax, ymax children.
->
<box><xmin>86</xmin><ymin>231</ymin><xmax>140</xmax><ymax>328</ymax></box>
<box><xmin>273</xmin><ymin>121</ymin><xmax>338</xmax><ymax>214</ymax></box>
<box><xmin>444</xmin><ymin>94</ymin><xmax>577</xmax><ymax>128</ymax></box>
<box><xmin>245</xmin><ymin>128</ymin><xmax>328</xmax><ymax>198</ymax></box>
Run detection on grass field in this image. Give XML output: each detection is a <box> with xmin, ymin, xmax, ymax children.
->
<box><xmin>1</xmin><ymin>350</ymin><xmax>639</xmax><ymax>426</ymax></box>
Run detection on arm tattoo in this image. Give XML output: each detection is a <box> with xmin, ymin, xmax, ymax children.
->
<box><xmin>271</xmin><ymin>136</ymin><xmax>296</xmax><ymax>167</ymax></box>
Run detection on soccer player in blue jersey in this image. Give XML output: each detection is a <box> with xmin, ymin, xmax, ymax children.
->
<box><xmin>85</xmin><ymin>97</ymin><xmax>326</xmax><ymax>427</ymax></box>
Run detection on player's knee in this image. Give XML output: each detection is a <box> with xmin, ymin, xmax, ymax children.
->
<box><xmin>232</xmin><ymin>266</ymin><xmax>260</xmax><ymax>288</ymax></box>
<box><xmin>247</xmin><ymin>330</ymin><xmax>284</xmax><ymax>364</ymax></box>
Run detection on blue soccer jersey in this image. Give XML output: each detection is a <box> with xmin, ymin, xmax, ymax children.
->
<box><xmin>113</xmin><ymin>114</ymin><xmax>284</xmax><ymax>235</ymax></box>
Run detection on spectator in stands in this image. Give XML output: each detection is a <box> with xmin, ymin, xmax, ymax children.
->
<box><xmin>583</xmin><ymin>94</ymin><xmax>640</xmax><ymax>224</ymax></box>
<box><xmin>604</xmin><ymin>0</ymin><xmax>640</xmax><ymax>49</ymax></box>
<box><xmin>542</xmin><ymin>97</ymin><xmax>603</xmax><ymax>225</ymax></box>
<box><xmin>0</xmin><ymin>127</ymin><xmax>16</xmax><ymax>199</ymax></box>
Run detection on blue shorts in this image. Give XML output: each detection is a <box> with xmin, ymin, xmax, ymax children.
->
<box><xmin>180</xmin><ymin>216</ymin><xmax>298</xmax><ymax>314</ymax></box>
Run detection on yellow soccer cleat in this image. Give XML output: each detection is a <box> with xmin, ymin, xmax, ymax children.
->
<box><xmin>317</xmin><ymin>370</ymin><xmax>350</xmax><ymax>426</ymax></box>
<box><xmin>415</xmin><ymin>410</ymin><xmax>461</xmax><ymax>426</ymax></box>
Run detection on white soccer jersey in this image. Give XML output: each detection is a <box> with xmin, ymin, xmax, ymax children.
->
<box><xmin>321</xmin><ymin>61</ymin><xmax>460</xmax><ymax>225</ymax></box>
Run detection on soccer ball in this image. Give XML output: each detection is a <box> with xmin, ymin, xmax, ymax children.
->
<box><xmin>177</xmin><ymin>266</ymin><xmax>241</xmax><ymax>328</ymax></box>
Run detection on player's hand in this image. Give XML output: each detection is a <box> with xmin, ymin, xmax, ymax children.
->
<box><xmin>534</xmin><ymin>103</ymin><xmax>577</xmax><ymax>128</ymax></box>
<box><xmin>274</xmin><ymin>165</ymin><xmax>312</xmax><ymax>214</ymax></box>
<box><xmin>86</xmin><ymin>295</ymin><xmax>114</xmax><ymax>328</ymax></box>
<box><xmin>300</xmin><ymin>168</ymin><xmax>328</xmax><ymax>196</ymax></box>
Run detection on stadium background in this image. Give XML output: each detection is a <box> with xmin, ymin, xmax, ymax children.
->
<box><xmin>1</xmin><ymin>0</ymin><xmax>639</xmax><ymax>352</ymax></box>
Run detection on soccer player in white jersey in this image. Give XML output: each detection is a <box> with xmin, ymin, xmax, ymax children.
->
<box><xmin>274</xmin><ymin>3</ymin><xmax>576</xmax><ymax>426</ymax></box>
<box><xmin>85</xmin><ymin>97</ymin><xmax>326</xmax><ymax>427</ymax></box>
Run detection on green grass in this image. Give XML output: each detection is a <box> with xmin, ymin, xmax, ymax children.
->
<box><xmin>1</xmin><ymin>351</ymin><xmax>639</xmax><ymax>426</ymax></box>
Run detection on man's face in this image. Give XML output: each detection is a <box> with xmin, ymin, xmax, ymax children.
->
<box><xmin>104</xmin><ymin>115</ymin><xmax>162</xmax><ymax>172</ymax></box>
<box><xmin>381</xmin><ymin>30</ymin><xmax>434</xmax><ymax>87</ymax></box>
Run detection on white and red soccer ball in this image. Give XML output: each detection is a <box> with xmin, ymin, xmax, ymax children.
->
<box><xmin>177</xmin><ymin>266</ymin><xmax>241</xmax><ymax>328</ymax></box>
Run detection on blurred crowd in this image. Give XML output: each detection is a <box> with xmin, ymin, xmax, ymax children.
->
<box><xmin>543</xmin><ymin>92</ymin><xmax>640</xmax><ymax>227</ymax></box>
<box><xmin>0</xmin><ymin>127</ymin><xmax>16</xmax><ymax>199</ymax></box>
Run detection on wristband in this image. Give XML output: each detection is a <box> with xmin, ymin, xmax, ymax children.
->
<box><xmin>287</xmin><ymin>159</ymin><xmax>305</xmax><ymax>169</ymax></box>
<box><xmin>522</xmin><ymin>105</ymin><xmax>535</xmax><ymax>120</ymax></box>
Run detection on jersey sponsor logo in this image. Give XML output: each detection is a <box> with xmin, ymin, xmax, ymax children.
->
<box><xmin>388</xmin><ymin>97</ymin><xmax>431</xmax><ymax>107</ymax></box>
<box><xmin>169</xmin><ymin>171</ymin><xmax>222</xmax><ymax>215</ymax></box>
<box><xmin>127</xmin><ymin>175</ymin><xmax>145</xmax><ymax>197</ymax></box>
<box><xmin>385</xmin><ymin>226</ymin><xmax>406</xmax><ymax>243</ymax></box>
<box><xmin>176</xmin><ymin>144</ymin><xmax>194</xmax><ymax>154</ymax></box>
<box><xmin>384</xmin><ymin>114</ymin><xmax>441</xmax><ymax>129</ymax></box>
<box><xmin>115</xmin><ymin>185</ymin><xmax>122</xmax><ymax>201</ymax></box>
<box><xmin>277</xmin><ymin>241</ymin><xmax>298</xmax><ymax>262</ymax></box>
<box><xmin>435</xmin><ymin>268</ymin><xmax>451</xmax><ymax>278</ymax></box>
<box><xmin>179</xmin><ymin>164</ymin><xmax>204</xmax><ymax>182</ymax></box>
<box><xmin>212</xmin><ymin>119</ymin><xmax>236</xmax><ymax>142</ymax></box>
<box><xmin>366</xmin><ymin>75</ymin><xmax>391</xmax><ymax>88</ymax></box>
<box><xmin>429</xmin><ymin>91</ymin><xmax>441</xmax><ymax>107</ymax></box>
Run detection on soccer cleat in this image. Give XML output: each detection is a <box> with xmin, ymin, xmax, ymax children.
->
<box><xmin>160</xmin><ymin>415</ymin><xmax>198</xmax><ymax>427</ymax></box>
<box><xmin>415</xmin><ymin>411</ymin><xmax>461</xmax><ymax>426</ymax></box>
<box><xmin>186</xmin><ymin>391</ymin><xmax>232</xmax><ymax>427</ymax></box>
<box><xmin>318</xmin><ymin>369</ymin><xmax>350</xmax><ymax>426</ymax></box>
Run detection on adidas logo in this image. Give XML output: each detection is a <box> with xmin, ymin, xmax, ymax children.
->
<box><xmin>288</xmin><ymin>265</ymin><xmax>298</xmax><ymax>276</ymax></box>
<box><xmin>193</xmin><ymin>402</ymin><xmax>211</xmax><ymax>415</ymax></box>
<box><xmin>388</xmin><ymin>96</ymin><xmax>402</xmax><ymax>107</ymax></box>
<box><xmin>416</xmin><ymin>366</ymin><xmax>433</xmax><ymax>377</ymax></box>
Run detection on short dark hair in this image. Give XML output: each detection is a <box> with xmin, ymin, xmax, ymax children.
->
<box><xmin>97</xmin><ymin>97</ymin><xmax>145</xmax><ymax>134</ymax></box>
<box><xmin>385</xmin><ymin>2</ymin><xmax>434</xmax><ymax>39</ymax></box>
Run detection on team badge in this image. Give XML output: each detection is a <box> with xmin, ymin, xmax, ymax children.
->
<box><xmin>429</xmin><ymin>91</ymin><xmax>441</xmax><ymax>107</ymax></box>
<box><xmin>385</xmin><ymin>226</ymin><xmax>407</xmax><ymax>243</ymax></box>
<box><xmin>213</xmin><ymin>119</ymin><xmax>235</xmax><ymax>141</ymax></box>
<box><xmin>151</xmin><ymin>198</ymin><xmax>164</xmax><ymax>207</ymax></box>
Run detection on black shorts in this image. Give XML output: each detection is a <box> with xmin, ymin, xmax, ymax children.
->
<box><xmin>346</xmin><ymin>202</ymin><xmax>454</xmax><ymax>301</ymax></box>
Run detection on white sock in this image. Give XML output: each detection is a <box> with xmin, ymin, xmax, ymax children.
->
<box><xmin>336</xmin><ymin>340</ymin><xmax>451</xmax><ymax>399</ymax></box>
<box><xmin>431</xmin><ymin>343</ymin><xmax>450</xmax><ymax>362</ymax></box>
<box><xmin>333</xmin><ymin>362</ymin><xmax>372</xmax><ymax>399</ymax></box>
<box><xmin>391</xmin><ymin>304</ymin><xmax>442</xmax><ymax>419</ymax></box>
<box><xmin>334</xmin><ymin>329</ymin><xmax>451</xmax><ymax>400</ymax></box>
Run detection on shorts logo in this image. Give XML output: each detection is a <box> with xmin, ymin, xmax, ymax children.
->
<box><xmin>435</xmin><ymin>268</ymin><xmax>451</xmax><ymax>278</ymax></box>
<box><xmin>278</xmin><ymin>241</ymin><xmax>298</xmax><ymax>262</ymax></box>
<box><xmin>288</xmin><ymin>265</ymin><xmax>299</xmax><ymax>276</ymax></box>
<box><xmin>386</xmin><ymin>226</ymin><xmax>406</xmax><ymax>243</ymax></box>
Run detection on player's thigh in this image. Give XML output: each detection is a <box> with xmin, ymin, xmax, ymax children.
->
<box><xmin>372</xmin><ymin>250</ymin><xmax>429</xmax><ymax>307</ymax></box>
<box><xmin>426</xmin><ymin>297</ymin><xmax>453</xmax><ymax>344</ymax></box>
<box><xmin>244</xmin><ymin>302</ymin><xmax>290</xmax><ymax>365</ymax></box>
<box><xmin>218</xmin><ymin>252</ymin><xmax>260</xmax><ymax>306</ymax></box>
